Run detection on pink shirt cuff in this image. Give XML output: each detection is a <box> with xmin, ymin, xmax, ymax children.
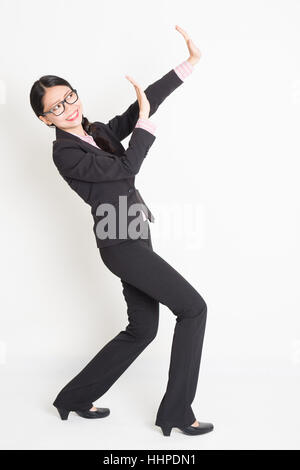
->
<box><xmin>173</xmin><ymin>59</ymin><xmax>194</xmax><ymax>81</ymax></box>
<box><xmin>135</xmin><ymin>117</ymin><xmax>157</xmax><ymax>136</ymax></box>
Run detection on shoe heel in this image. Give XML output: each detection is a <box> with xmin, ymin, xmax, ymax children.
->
<box><xmin>56</xmin><ymin>407</ymin><xmax>70</xmax><ymax>420</ymax></box>
<box><xmin>161</xmin><ymin>424</ymin><xmax>172</xmax><ymax>436</ymax></box>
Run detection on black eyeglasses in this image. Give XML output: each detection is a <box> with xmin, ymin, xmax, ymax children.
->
<box><xmin>42</xmin><ymin>89</ymin><xmax>78</xmax><ymax>116</ymax></box>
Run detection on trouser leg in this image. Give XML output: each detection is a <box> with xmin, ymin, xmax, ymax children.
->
<box><xmin>52</xmin><ymin>257</ymin><xmax>159</xmax><ymax>412</ymax></box>
<box><xmin>98</xmin><ymin>235</ymin><xmax>208</xmax><ymax>428</ymax></box>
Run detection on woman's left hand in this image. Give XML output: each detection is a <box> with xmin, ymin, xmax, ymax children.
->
<box><xmin>175</xmin><ymin>25</ymin><xmax>201</xmax><ymax>66</ymax></box>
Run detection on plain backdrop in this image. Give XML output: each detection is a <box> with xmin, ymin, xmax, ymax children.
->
<box><xmin>0</xmin><ymin>0</ymin><xmax>299</xmax><ymax>450</ymax></box>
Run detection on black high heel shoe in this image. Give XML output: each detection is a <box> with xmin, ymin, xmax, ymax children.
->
<box><xmin>55</xmin><ymin>406</ymin><xmax>110</xmax><ymax>420</ymax></box>
<box><xmin>160</xmin><ymin>421</ymin><xmax>214</xmax><ymax>436</ymax></box>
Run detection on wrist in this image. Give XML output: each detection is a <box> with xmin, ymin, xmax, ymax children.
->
<box><xmin>136</xmin><ymin>116</ymin><xmax>156</xmax><ymax>136</ymax></box>
<box><xmin>187</xmin><ymin>56</ymin><xmax>198</xmax><ymax>67</ymax></box>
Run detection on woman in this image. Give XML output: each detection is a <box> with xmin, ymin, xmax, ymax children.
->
<box><xmin>30</xmin><ymin>25</ymin><xmax>213</xmax><ymax>437</ymax></box>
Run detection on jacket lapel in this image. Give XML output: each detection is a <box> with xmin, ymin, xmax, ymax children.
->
<box><xmin>54</xmin><ymin>123</ymin><xmax>125</xmax><ymax>156</ymax></box>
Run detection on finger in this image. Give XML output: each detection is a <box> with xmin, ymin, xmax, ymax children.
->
<box><xmin>132</xmin><ymin>79</ymin><xmax>141</xmax><ymax>90</ymax></box>
<box><xmin>134</xmin><ymin>85</ymin><xmax>142</xmax><ymax>98</ymax></box>
<box><xmin>175</xmin><ymin>24</ymin><xmax>190</xmax><ymax>41</ymax></box>
<box><xmin>125</xmin><ymin>75</ymin><xmax>139</xmax><ymax>86</ymax></box>
<box><xmin>124</xmin><ymin>76</ymin><xmax>143</xmax><ymax>99</ymax></box>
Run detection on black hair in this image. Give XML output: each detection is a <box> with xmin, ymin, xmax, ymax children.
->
<box><xmin>29</xmin><ymin>74</ymin><xmax>117</xmax><ymax>153</ymax></box>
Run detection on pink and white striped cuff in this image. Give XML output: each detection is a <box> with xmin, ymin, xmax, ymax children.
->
<box><xmin>135</xmin><ymin>117</ymin><xmax>157</xmax><ymax>136</ymax></box>
<box><xmin>173</xmin><ymin>59</ymin><xmax>194</xmax><ymax>81</ymax></box>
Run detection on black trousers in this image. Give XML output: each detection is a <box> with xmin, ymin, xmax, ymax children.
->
<box><xmin>52</xmin><ymin>224</ymin><xmax>208</xmax><ymax>428</ymax></box>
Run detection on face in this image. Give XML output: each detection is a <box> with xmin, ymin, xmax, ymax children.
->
<box><xmin>39</xmin><ymin>85</ymin><xmax>83</xmax><ymax>132</ymax></box>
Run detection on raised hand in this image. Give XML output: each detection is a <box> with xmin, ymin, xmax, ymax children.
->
<box><xmin>175</xmin><ymin>24</ymin><xmax>201</xmax><ymax>66</ymax></box>
<box><xmin>125</xmin><ymin>75</ymin><xmax>150</xmax><ymax>119</ymax></box>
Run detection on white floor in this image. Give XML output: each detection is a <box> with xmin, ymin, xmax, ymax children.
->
<box><xmin>0</xmin><ymin>355</ymin><xmax>299</xmax><ymax>450</ymax></box>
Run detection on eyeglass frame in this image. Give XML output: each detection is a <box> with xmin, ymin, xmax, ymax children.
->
<box><xmin>41</xmin><ymin>88</ymin><xmax>79</xmax><ymax>116</ymax></box>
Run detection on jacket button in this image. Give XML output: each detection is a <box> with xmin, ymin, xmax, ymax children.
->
<box><xmin>128</xmin><ymin>188</ymin><xmax>133</xmax><ymax>193</ymax></box>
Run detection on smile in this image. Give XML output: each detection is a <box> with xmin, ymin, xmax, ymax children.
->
<box><xmin>66</xmin><ymin>109</ymin><xmax>79</xmax><ymax>121</ymax></box>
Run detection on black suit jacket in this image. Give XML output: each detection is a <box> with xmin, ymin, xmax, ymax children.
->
<box><xmin>52</xmin><ymin>67</ymin><xmax>185</xmax><ymax>248</ymax></box>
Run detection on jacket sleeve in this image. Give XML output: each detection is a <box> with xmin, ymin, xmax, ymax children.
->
<box><xmin>53</xmin><ymin>126</ymin><xmax>156</xmax><ymax>183</ymax></box>
<box><xmin>105</xmin><ymin>67</ymin><xmax>185</xmax><ymax>142</ymax></box>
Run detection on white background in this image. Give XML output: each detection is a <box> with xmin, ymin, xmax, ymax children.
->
<box><xmin>0</xmin><ymin>0</ymin><xmax>299</xmax><ymax>450</ymax></box>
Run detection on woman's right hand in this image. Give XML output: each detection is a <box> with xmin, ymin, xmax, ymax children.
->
<box><xmin>125</xmin><ymin>75</ymin><xmax>150</xmax><ymax>119</ymax></box>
